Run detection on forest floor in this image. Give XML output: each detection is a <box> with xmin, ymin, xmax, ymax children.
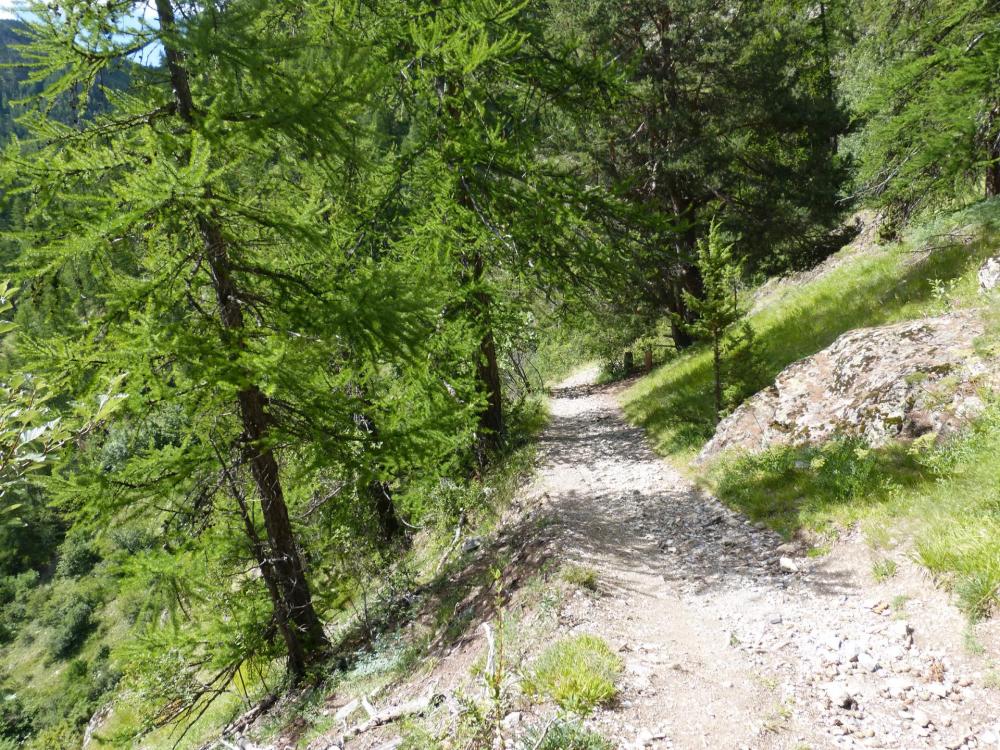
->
<box><xmin>325</xmin><ymin>365</ymin><xmax>1000</xmax><ymax>750</ymax></box>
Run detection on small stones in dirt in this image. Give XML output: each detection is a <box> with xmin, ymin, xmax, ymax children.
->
<box><xmin>839</xmin><ymin>640</ymin><xmax>861</xmax><ymax>664</ymax></box>
<box><xmin>461</xmin><ymin>537</ymin><xmax>482</xmax><ymax>553</ymax></box>
<box><xmin>887</xmin><ymin>619</ymin><xmax>913</xmax><ymax>643</ymax></box>
<box><xmin>886</xmin><ymin>675</ymin><xmax>914</xmax><ymax>698</ymax></box>
<box><xmin>858</xmin><ymin>651</ymin><xmax>880</xmax><ymax>673</ymax></box>
<box><xmin>631</xmin><ymin>726</ymin><xmax>670</xmax><ymax>749</ymax></box>
<box><xmin>779</xmin><ymin>556</ymin><xmax>799</xmax><ymax>573</ymax></box>
<box><xmin>824</xmin><ymin>681</ymin><xmax>857</xmax><ymax>709</ymax></box>
<box><xmin>500</xmin><ymin>712</ymin><xmax>524</xmax><ymax>733</ymax></box>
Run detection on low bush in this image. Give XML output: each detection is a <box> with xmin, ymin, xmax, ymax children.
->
<box><xmin>55</xmin><ymin>538</ymin><xmax>100</xmax><ymax>579</ymax></box>
<box><xmin>48</xmin><ymin>600</ymin><xmax>95</xmax><ymax>660</ymax></box>
<box><xmin>523</xmin><ymin>720</ymin><xmax>614</xmax><ymax>750</ymax></box>
<box><xmin>0</xmin><ymin>689</ymin><xmax>33</xmax><ymax>743</ymax></box>
<box><xmin>522</xmin><ymin>634</ymin><xmax>621</xmax><ymax>714</ymax></box>
<box><xmin>871</xmin><ymin>558</ymin><xmax>898</xmax><ymax>582</ymax></box>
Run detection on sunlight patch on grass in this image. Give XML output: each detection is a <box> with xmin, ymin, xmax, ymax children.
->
<box><xmin>622</xmin><ymin>203</ymin><xmax>1000</xmax><ymax>622</ymax></box>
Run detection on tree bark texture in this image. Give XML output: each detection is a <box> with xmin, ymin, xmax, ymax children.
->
<box><xmin>155</xmin><ymin>0</ymin><xmax>328</xmax><ymax>676</ymax></box>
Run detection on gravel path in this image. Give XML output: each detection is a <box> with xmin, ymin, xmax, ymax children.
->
<box><xmin>535</xmin><ymin>368</ymin><xmax>1000</xmax><ymax>750</ymax></box>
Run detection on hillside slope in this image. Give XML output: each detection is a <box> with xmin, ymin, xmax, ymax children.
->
<box><xmin>212</xmin><ymin>367</ymin><xmax>1000</xmax><ymax>750</ymax></box>
<box><xmin>624</xmin><ymin>203</ymin><xmax>1000</xmax><ymax>625</ymax></box>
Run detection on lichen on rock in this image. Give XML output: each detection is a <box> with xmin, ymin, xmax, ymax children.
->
<box><xmin>699</xmin><ymin>312</ymin><xmax>997</xmax><ymax>461</ymax></box>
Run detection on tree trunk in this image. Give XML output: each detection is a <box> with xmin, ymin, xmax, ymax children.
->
<box><xmin>988</xmin><ymin>160</ymin><xmax>1000</xmax><ymax>198</ymax></box>
<box><xmin>712</xmin><ymin>334</ymin><xmax>723</xmax><ymax>423</ymax></box>
<box><xmin>986</xmin><ymin>106</ymin><xmax>1000</xmax><ymax>198</ymax></box>
<box><xmin>350</xmin><ymin>399</ymin><xmax>405</xmax><ymax>543</ymax></box>
<box><xmin>666</xmin><ymin>263</ymin><xmax>702</xmax><ymax>350</ymax></box>
<box><xmin>155</xmin><ymin>0</ymin><xmax>328</xmax><ymax>677</ymax></box>
<box><xmin>236</xmin><ymin>386</ymin><xmax>328</xmax><ymax>660</ymax></box>
<box><xmin>367</xmin><ymin>479</ymin><xmax>404</xmax><ymax>542</ymax></box>
<box><xmin>472</xmin><ymin>252</ymin><xmax>503</xmax><ymax>453</ymax></box>
<box><xmin>664</xmin><ymin>196</ymin><xmax>701</xmax><ymax>350</ymax></box>
<box><xmin>228</xmin><ymin>470</ymin><xmax>310</xmax><ymax>676</ymax></box>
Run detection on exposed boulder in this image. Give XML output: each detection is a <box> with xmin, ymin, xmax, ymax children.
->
<box><xmin>979</xmin><ymin>256</ymin><xmax>1000</xmax><ymax>293</ymax></box>
<box><xmin>699</xmin><ymin>312</ymin><xmax>997</xmax><ymax>461</ymax></box>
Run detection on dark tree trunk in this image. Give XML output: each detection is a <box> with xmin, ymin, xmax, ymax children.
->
<box><xmin>350</xmin><ymin>398</ymin><xmax>405</xmax><ymax>543</ymax></box>
<box><xmin>367</xmin><ymin>479</ymin><xmax>404</xmax><ymax>541</ymax></box>
<box><xmin>712</xmin><ymin>334</ymin><xmax>723</xmax><ymax>423</ymax></box>
<box><xmin>228</xmin><ymin>470</ymin><xmax>309</xmax><ymax>676</ymax></box>
<box><xmin>988</xmin><ymin>161</ymin><xmax>1000</xmax><ymax>198</ymax></box>
<box><xmin>665</xmin><ymin>262</ymin><xmax>703</xmax><ymax>350</ymax></box>
<box><xmin>986</xmin><ymin>106</ymin><xmax>1000</xmax><ymax>198</ymax></box>
<box><xmin>472</xmin><ymin>252</ymin><xmax>503</xmax><ymax>453</ymax></box>
<box><xmin>155</xmin><ymin>0</ymin><xmax>328</xmax><ymax>677</ymax></box>
<box><xmin>663</xmin><ymin>195</ymin><xmax>702</xmax><ymax>350</ymax></box>
<box><xmin>236</xmin><ymin>386</ymin><xmax>328</xmax><ymax>660</ymax></box>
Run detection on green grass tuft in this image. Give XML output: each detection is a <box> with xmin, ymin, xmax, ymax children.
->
<box><xmin>872</xmin><ymin>558</ymin><xmax>898</xmax><ymax>582</ymax></box>
<box><xmin>522</xmin><ymin>634</ymin><xmax>622</xmax><ymax>714</ymax></box>
<box><xmin>560</xmin><ymin>564</ymin><xmax>599</xmax><ymax>592</ymax></box>
<box><xmin>523</xmin><ymin>719</ymin><xmax>615</xmax><ymax>750</ymax></box>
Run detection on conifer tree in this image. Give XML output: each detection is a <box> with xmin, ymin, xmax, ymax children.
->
<box><xmin>551</xmin><ymin>0</ymin><xmax>849</xmax><ymax>347</ymax></box>
<box><xmin>1</xmin><ymin>0</ymin><xmax>479</xmax><ymax>679</ymax></box>
<box><xmin>850</xmin><ymin>0</ymin><xmax>1000</xmax><ymax>216</ymax></box>
<box><xmin>391</xmin><ymin>0</ymin><xmax>617</xmax><ymax>456</ymax></box>
<box><xmin>682</xmin><ymin>220</ymin><xmax>744</xmax><ymax>423</ymax></box>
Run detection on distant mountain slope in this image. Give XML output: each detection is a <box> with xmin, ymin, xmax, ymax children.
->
<box><xmin>0</xmin><ymin>19</ymin><xmax>30</xmax><ymax>140</ymax></box>
<box><xmin>0</xmin><ymin>18</ymin><xmax>131</xmax><ymax>140</ymax></box>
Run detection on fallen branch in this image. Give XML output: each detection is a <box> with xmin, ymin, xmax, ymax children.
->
<box><xmin>480</xmin><ymin>622</ymin><xmax>496</xmax><ymax>700</ymax></box>
<box><xmin>434</xmin><ymin>511</ymin><xmax>465</xmax><ymax>575</ymax></box>
<box><xmin>341</xmin><ymin>688</ymin><xmax>444</xmax><ymax>740</ymax></box>
<box><xmin>193</xmin><ymin>693</ymin><xmax>278</xmax><ymax>750</ymax></box>
<box><xmin>529</xmin><ymin>717</ymin><xmax>558</xmax><ymax>750</ymax></box>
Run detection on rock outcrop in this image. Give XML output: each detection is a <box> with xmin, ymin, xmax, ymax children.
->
<box><xmin>699</xmin><ymin>312</ymin><xmax>997</xmax><ymax>461</ymax></box>
<box><xmin>979</xmin><ymin>256</ymin><xmax>1000</xmax><ymax>294</ymax></box>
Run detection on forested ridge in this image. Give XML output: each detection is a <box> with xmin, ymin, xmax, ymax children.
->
<box><xmin>0</xmin><ymin>1</ymin><xmax>997</xmax><ymax>748</ymax></box>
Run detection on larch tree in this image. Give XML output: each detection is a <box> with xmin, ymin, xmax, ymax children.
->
<box><xmin>393</xmin><ymin>0</ymin><xmax>618</xmax><ymax>455</ymax></box>
<box><xmin>2</xmin><ymin>0</ymin><xmax>477</xmax><ymax>680</ymax></box>
<box><xmin>849</xmin><ymin>0</ymin><xmax>1000</xmax><ymax>218</ymax></box>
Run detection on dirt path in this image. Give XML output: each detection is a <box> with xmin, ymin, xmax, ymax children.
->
<box><xmin>531</xmin><ymin>368</ymin><xmax>1000</xmax><ymax>750</ymax></box>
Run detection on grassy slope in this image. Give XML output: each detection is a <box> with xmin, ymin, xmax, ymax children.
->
<box><xmin>621</xmin><ymin>201</ymin><xmax>1000</xmax><ymax>618</ymax></box>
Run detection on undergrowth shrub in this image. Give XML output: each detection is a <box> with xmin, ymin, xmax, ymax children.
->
<box><xmin>523</xmin><ymin>634</ymin><xmax>621</xmax><ymax>714</ymax></box>
<box><xmin>55</xmin><ymin>538</ymin><xmax>100</xmax><ymax>579</ymax></box>
<box><xmin>24</xmin><ymin>719</ymin><xmax>80</xmax><ymax>750</ymax></box>
<box><xmin>0</xmin><ymin>689</ymin><xmax>33</xmax><ymax>743</ymax></box>
<box><xmin>522</xmin><ymin>720</ymin><xmax>614</xmax><ymax>750</ymax></box>
<box><xmin>560</xmin><ymin>565</ymin><xmax>598</xmax><ymax>592</ymax></box>
<box><xmin>46</xmin><ymin>599</ymin><xmax>95</xmax><ymax>660</ymax></box>
<box><xmin>109</xmin><ymin>526</ymin><xmax>154</xmax><ymax>555</ymax></box>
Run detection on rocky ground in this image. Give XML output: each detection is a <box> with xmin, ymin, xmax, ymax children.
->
<box><xmin>529</xmin><ymin>368</ymin><xmax>1000</xmax><ymax>750</ymax></box>
<box><xmin>259</xmin><ymin>367</ymin><xmax>999</xmax><ymax>750</ymax></box>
